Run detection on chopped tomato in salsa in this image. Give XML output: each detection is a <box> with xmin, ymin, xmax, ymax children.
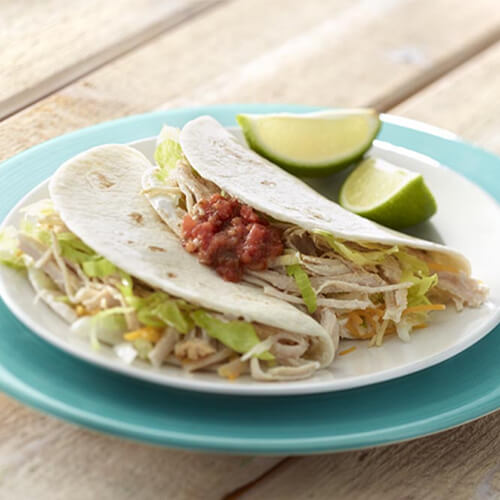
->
<box><xmin>182</xmin><ymin>194</ymin><xmax>283</xmax><ymax>282</ymax></box>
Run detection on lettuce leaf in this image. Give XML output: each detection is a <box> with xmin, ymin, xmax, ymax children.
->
<box><xmin>127</xmin><ymin>291</ymin><xmax>193</xmax><ymax>333</ymax></box>
<box><xmin>396</xmin><ymin>250</ymin><xmax>438</xmax><ymax>307</ymax></box>
<box><xmin>55</xmin><ymin>232</ymin><xmax>116</xmax><ymax>278</ymax></box>
<box><xmin>317</xmin><ymin>231</ymin><xmax>439</xmax><ymax>308</ymax></box>
<box><xmin>133</xmin><ymin>338</ymin><xmax>153</xmax><ymax>359</ymax></box>
<box><xmin>286</xmin><ymin>264</ymin><xmax>317</xmax><ymax>313</ymax></box>
<box><xmin>154</xmin><ymin>125</ymin><xmax>183</xmax><ymax>180</ymax></box>
<box><xmin>317</xmin><ymin>230</ymin><xmax>398</xmax><ymax>266</ymax></box>
<box><xmin>82</xmin><ymin>258</ymin><xmax>116</xmax><ymax>278</ymax></box>
<box><xmin>0</xmin><ymin>226</ymin><xmax>26</xmax><ymax>270</ymax></box>
<box><xmin>72</xmin><ymin>307</ymin><xmax>130</xmax><ymax>349</ymax></box>
<box><xmin>191</xmin><ymin>310</ymin><xmax>274</xmax><ymax>360</ymax></box>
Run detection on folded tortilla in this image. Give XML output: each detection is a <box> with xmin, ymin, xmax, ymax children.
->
<box><xmin>43</xmin><ymin>144</ymin><xmax>333</xmax><ymax>380</ymax></box>
<box><xmin>143</xmin><ymin>116</ymin><xmax>488</xmax><ymax>345</ymax></box>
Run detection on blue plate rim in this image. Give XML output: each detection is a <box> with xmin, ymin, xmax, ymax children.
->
<box><xmin>1</xmin><ymin>103</ymin><xmax>499</xmax><ymax>454</ymax></box>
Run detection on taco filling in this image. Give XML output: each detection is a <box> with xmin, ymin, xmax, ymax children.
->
<box><xmin>1</xmin><ymin>145</ymin><xmax>334</xmax><ymax>382</ymax></box>
<box><xmin>143</xmin><ymin>123</ymin><xmax>488</xmax><ymax>346</ymax></box>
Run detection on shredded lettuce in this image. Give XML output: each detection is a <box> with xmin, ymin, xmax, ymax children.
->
<box><xmin>317</xmin><ymin>231</ymin><xmax>439</xmax><ymax>311</ymax></box>
<box><xmin>154</xmin><ymin>125</ymin><xmax>183</xmax><ymax>180</ymax></box>
<box><xmin>117</xmin><ymin>269</ymin><xmax>134</xmax><ymax>297</ymax></box>
<box><xmin>191</xmin><ymin>310</ymin><xmax>274</xmax><ymax>360</ymax></box>
<box><xmin>316</xmin><ymin>231</ymin><xmax>398</xmax><ymax>266</ymax></box>
<box><xmin>0</xmin><ymin>226</ymin><xmax>26</xmax><ymax>269</ymax></box>
<box><xmin>72</xmin><ymin>307</ymin><xmax>131</xmax><ymax>349</ymax></box>
<box><xmin>273</xmin><ymin>251</ymin><xmax>300</xmax><ymax>267</ymax></box>
<box><xmin>127</xmin><ymin>292</ymin><xmax>193</xmax><ymax>333</ymax></box>
<box><xmin>133</xmin><ymin>338</ymin><xmax>153</xmax><ymax>359</ymax></box>
<box><xmin>396</xmin><ymin>249</ymin><xmax>438</xmax><ymax>307</ymax></box>
<box><xmin>286</xmin><ymin>264</ymin><xmax>317</xmax><ymax>313</ymax></box>
<box><xmin>55</xmin><ymin>232</ymin><xmax>117</xmax><ymax>278</ymax></box>
<box><xmin>82</xmin><ymin>258</ymin><xmax>116</xmax><ymax>278</ymax></box>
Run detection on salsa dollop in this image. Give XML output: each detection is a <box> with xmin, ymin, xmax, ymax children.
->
<box><xmin>182</xmin><ymin>193</ymin><xmax>283</xmax><ymax>282</ymax></box>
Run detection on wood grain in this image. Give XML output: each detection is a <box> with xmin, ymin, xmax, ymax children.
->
<box><xmin>0</xmin><ymin>394</ymin><xmax>281</xmax><ymax>500</ymax></box>
<box><xmin>0</xmin><ymin>0</ymin><xmax>220</xmax><ymax>119</ymax></box>
<box><xmin>1</xmin><ymin>1</ymin><xmax>500</xmax><ymax>499</ymax></box>
<box><xmin>236</xmin><ymin>413</ymin><xmax>500</xmax><ymax>500</ymax></box>
<box><xmin>394</xmin><ymin>40</ymin><xmax>500</xmax><ymax>154</ymax></box>
<box><xmin>3</xmin><ymin>0</ymin><xmax>500</xmax><ymax>163</ymax></box>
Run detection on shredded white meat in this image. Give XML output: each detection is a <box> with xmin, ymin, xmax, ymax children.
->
<box><xmin>18</xmin><ymin>234</ymin><xmax>81</xmax><ymax>293</ymax></box>
<box><xmin>183</xmin><ymin>348</ymin><xmax>232</xmax><ymax>372</ymax></box>
<box><xmin>174</xmin><ymin>338</ymin><xmax>216</xmax><ymax>361</ymax></box>
<box><xmin>319</xmin><ymin>308</ymin><xmax>340</xmax><ymax>353</ymax></box>
<box><xmin>27</xmin><ymin>267</ymin><xmax>77</xmax><ymax>323</ymax></box>
<box><xmin>312</xmin><ymin>277</ymin><xmax>412</xmax><ymax>295</ymax></box>
<box><xmin>270</xmin><ymin>331</ymin><xmax>309</xmax><ymax>363</ymax></box>
<box><xmin>218</xmin><ymin>357</ymin><xmax>249</xmax><ymax>379</ymax></box>
<box><xmin>250</xmin><ymin>357</ymin><xmax>320</xmax><ymax>381</ymax></box>
<box><xmin>172</xmin><ymin>160</ymin><xmax>219</xmax><ymax>206</ymax></box>
<box><xmin>383</xmin><ymin>288</ymin><xmax>408</xmax><ymax>323</ymax></box>
<box><xmin>435</xmin><ymin>271</ymin><xmax>488</xmax><ymax>309</ymax></box>
<box><xmin>378</xmin><ymin>256</ymin><xmax>402</xmax><ymax>283</ymax></box>
<box><xmin>148</xmin><ymin>327</ymin><xmax>179</xmax><ymax>368</ymax></box>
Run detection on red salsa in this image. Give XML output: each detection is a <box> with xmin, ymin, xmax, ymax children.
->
<box><xmin>182</xmin><ymin>194</ymin><xmax>283</xmax><ymax>282</ymax></box>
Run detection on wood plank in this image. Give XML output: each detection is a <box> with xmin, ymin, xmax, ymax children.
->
<box><xmin>233</xmin><ymin>25</ymin><xmax>500</xmax><ymax>500</ymax></box>
<box><xmin>0</xmin><ymin>393</ymin><xmax>282</xmax><ymax>500</ymax></box>
<box><xmin>1</xmin><ymin>1</ymin><xmax>500</xmax><ymax>498</ymax></box>
<box><xmin>0</xmin><ymin>0</ymin><xmax>221</xmax><ymax>119</ymax></box>
<box><xmin>236</xmin><ymin>413</ymin><xmax>500</xmax><ymax>500</ymax></box>
<box><xmin>3</xmin><ymin>0</ymin><xmax>500</xmax><ymax>163</ymax></box>
<box><xmin>393</xmin><ymin>40</ymin><xmax>500</xmax><ymax>154</ymax></box>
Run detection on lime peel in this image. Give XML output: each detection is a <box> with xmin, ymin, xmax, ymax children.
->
<box><xmin>339</xmin><ymin>158</ymin><xmax>437</xmax><ymax>229</ymax></box>
<box><xmin>237</xmin><ymin>109</ymin><xmax>381</xmax><ymax>177</ymax></box>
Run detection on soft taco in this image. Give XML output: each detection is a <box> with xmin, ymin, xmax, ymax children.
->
<box><xmin>142</xmin><ymin>116</ymin><xmax>488</xmax><ymax>346</ymax></box>
<box><xmin>1</xmin><ymin>144</ymin><xmax>334</xmax><ymax>381</ymax></box>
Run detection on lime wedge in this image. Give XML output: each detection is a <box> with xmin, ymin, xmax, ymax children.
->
<box><xmin>237</xmin><ymin>109</ymin><xmax>381</xmax><ymax>176</ymax></box>
<box><xmin>339</xmin><ymin>158</ymin><xmax>437</xmax><ymax>229</ymax></box>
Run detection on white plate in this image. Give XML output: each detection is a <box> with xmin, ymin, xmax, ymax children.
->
<box><xmin>1</xmin><ymin>132</ymin><xmax>499</xmax><ymax>395</ymax></box>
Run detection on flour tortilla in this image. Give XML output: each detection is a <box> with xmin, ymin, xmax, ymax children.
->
<box><xmin>49</xmin><ymin>144</ymin><xmax>333</xmax><ymax>367</ymax></box>
<box><xmin>179</xmin><ymin>116</ymin><xmax>471</xmax><ymax>275</ymax></box>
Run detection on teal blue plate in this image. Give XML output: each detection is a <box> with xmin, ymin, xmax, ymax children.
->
<box><xmin>1</xmin><ymin>104</ymin><xmax>499</xmax><ymax>454</ymax></box>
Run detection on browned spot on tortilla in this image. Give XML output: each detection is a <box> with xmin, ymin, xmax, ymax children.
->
<box><xmin>167</xmin><ymin>272</ymin><xmax>177</xmax><ymax>278</ymax></box>
<box><xmin>127</xmin><ymin>240</ymin><xmax>134</xmax><ymax>245</ymax></box>
<box><xmin>128</xmin><ymin>212</ymin><xmax>143</xmax><ymax>224</ymax></box>
<box><xmin>260</xmin><ymin>180</ymin><xmax>276</xmax><ymax>186</ymax></box>
<box><xmin>91</xmin><ymin>171</ymin><xmax>114</xmax><ymax>188</ymax></box>
<box><xmin>149</xmin><ymin>246</ymin><xmax>165</xmax><ymax>252</ymax></box>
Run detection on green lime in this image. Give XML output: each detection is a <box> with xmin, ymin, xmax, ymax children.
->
<box><xmin>237</xmin><ymin>109</ymin><xmax>381</xmax><ymax>177</ymax></box>
<box><xmin>339</xmin><ymin>157</ymin><xmax>437</xmax><ymax>229</ymax></box>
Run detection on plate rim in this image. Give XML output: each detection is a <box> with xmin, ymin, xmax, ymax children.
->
<box><xmin>1</xmin><ymin>134</ymin><xmax>499</xmax><ymax>395</ymax></box>
<box><xmin>1</xmin><ymin>104</ymin><xmax>500</xmax><ymax>454</ymax></box>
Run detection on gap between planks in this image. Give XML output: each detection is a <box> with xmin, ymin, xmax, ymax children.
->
<box><xmin>369</xmin><ymin>24</ymin><xmax>500</xmax><ymax>111</ymax></box>
<box><xmin>223</xmin><ymin>21</ymin><xmax>500</xmax><ymax>500</ymax></box>
<box><xmin>0</xmin><ymin>0</ymin><xmax>230</xmax><ymax>122</ymax></box>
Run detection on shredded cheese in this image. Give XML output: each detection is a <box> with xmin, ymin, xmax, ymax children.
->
<box><xmin>338</xmin><ymin>346</ymin><xmax>356</xmax><ymax>356</ymax></box>
<box><xmin>124</xmin><ymin>326</ymin><xmax>163</xmax><ymax>343</ymax></box>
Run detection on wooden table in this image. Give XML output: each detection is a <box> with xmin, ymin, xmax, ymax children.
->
<box><xmin>1</xmin><ymin>1</ymin><xmax>500</xmax><ymax>498</ymax></box>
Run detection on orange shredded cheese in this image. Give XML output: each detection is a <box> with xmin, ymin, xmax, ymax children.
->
<box><xmin>412</xmin><ymin>323</ymin><xmax>428</xmax><ymax>330</ymax></box>
<box><xmin>339</xmin><ymin>346</ymin><xmax>357</xmax><ymax>356</ymax></box>
<box><xmin>75</xmin><ymin>305</ymin><xmax>89</xmax><ymax>317</ymax></box>
<box><xmin>346</xmin><ymin>308</ymin><xmax>384</xmax><ymax>339</ymax></box>
<box><xmin>426</xmin><ymin>261</ymin><xmax>460</xmax><ymax>274</ymax></box>
<box><xmin>404</xmin><ymin>304</ymin><xmax>446</xmax><ymax>314</ymax></box>
<box><xmin>124</xmin><ymin>326</ymin><xmax>162</xmax><ymax>343</ymax></box>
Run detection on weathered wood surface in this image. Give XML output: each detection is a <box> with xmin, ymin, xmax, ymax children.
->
<box><xmin>394</xmin><ymin>40</ymin><xmax>500</xmax><ymax>154</ymax></box>
<box><xmin>0</xmin><ymin>0</ymin><xmax>220</xmax><ymax>119</ymax></box>
<box><xmin>0</xmin><ymin>394</ymin><xmax>281</xmax><ymax>500</ymax></box>
<box><xmin>237</xmin><ymin>413</ymin><xmax>500</xmax><ymax>500</ymax></box>
<box><xmin>1</xmin><ymin>1</ymin><xmax>500</xmax><ymax>499</ymax></box>
<box><xmin>2</xmin><ymin>0</ymin><xmax>500</xmax><ymax>162</ymax></box>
